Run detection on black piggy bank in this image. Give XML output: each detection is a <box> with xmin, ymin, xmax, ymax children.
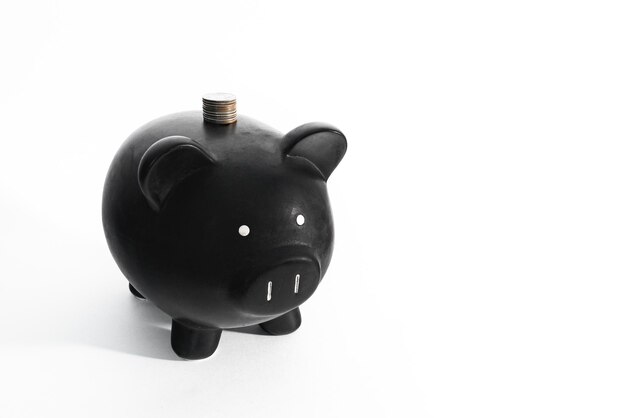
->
<box><xmin>102</xmin><ymin>94</ymin><xmax>347</xmax><ymax>359</ymax></box>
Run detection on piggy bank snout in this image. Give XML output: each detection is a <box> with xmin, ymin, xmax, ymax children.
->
<box><xmin>237</xmin><ymin>257</ymin><xmax>321</xmax><ymax>316</ymax></box>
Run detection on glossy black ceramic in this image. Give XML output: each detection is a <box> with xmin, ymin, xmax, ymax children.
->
<box><xmin>102</xmin><ymin>109</ymin><xmax>346</xmax><ymax>359</ymax></box>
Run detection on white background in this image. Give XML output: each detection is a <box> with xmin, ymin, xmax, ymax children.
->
<box><xmin>1</xmin><ymin>1</ymin><xmax>625</xmax><ymax>417</ymax></box>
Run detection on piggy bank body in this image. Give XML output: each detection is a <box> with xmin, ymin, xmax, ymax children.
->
<box><xmin>102</xmin><ymin>109</ymin><xmax>346</xmax><ymax>359</ymax></box>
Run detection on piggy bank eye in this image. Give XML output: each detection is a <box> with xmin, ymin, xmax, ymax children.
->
<box><xmin>296</xmin><ymin>214</ymin><xmax>305</xmax><ymax>226</ymax></box>
<box><xmin>238</xmin><ymin>225</ymin><xmax>250</xmax><ymax>237</ymax></box>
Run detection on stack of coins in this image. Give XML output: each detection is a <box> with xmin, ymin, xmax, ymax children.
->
<box><xmin>202</xmin><ymin>93</ymin><xmax>237</xmax><ymax>125</ymax></box>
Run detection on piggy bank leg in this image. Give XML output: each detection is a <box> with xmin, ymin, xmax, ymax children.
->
<box><xmin>260</xmin><ymin>308</ymin><xmax>302</xmax><ymax>335</ymax></box>
<box><xmin>171</xmin><ymin>319</ymin><xmax>222</xmax><ymax>360</ymax></box>
<box><xmin>128</xmin><ymin>283</ymin><xmax>146</xmax><ymax>300</ymax></box>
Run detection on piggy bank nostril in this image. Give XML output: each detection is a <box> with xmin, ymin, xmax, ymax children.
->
<box><xmin>294</xmin><ymin>274</ymin><xmax>300</xmax><ymax>294</ymax></box>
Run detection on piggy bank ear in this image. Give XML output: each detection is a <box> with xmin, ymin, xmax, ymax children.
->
<box><xmin>138</xmin><ymin>136</ymin><xmax>214</xmax><ymax>211</ymax></box>
<box><xmin>282</xmin><ymin>122</ymin><xmax>347</xmax><ymax>180</ymax></box>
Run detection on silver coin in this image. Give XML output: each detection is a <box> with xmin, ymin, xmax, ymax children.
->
<box><xmin>202</xmin><ymin>98</ymin><xmax>236</xmax><ymax>103</ymax></box>
<box><xmin>205</xmin><ymin>120</ymin><xmax>237</xmax><ymax>125</ymax></box>
<box><xmin>203</xmin><ymin>104</ymin><xmax>236</xmax><ymax>109</ymax></box>
<box><xmin>202</xmin><ymin>92</ymin><xmax>236</xmax><ymax>103</ymax></box>
<box><xmin>203</xmin><ymin>109</ymin><xmax>237</xmax><ymax>112</ymax></box>
<box><xmin>202</xmin><ymin>107</ymin><xmax>237</xmax><ymax>112</ymax></box>
<box><xmin>203</xmin><ymin>114</ymin><xmax>237</xmax><ymax>119</ymax></box>
<box><xmin>202</xmin><ymin>104</ymin><xmax>237</xmax><ymax>108</ymax></box>
<box><xmin>203</xmin><ymin>112</ymin><xmax>237</xmax><ymax>117</ymax></box>
<box><xmin>202</xmin><ymin>99</ymin><xmax>236</xmax><ymax>104</ymax></box>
